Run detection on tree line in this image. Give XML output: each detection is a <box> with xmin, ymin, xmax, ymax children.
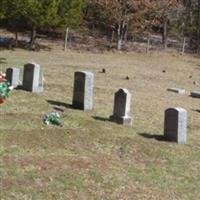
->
<box><xmin>0</xmin><ymin>0</ymin><xmax>200</xmax><ymax>52</ymax></box>
<box><xmin>0</xmin><ymin>0</ymin><xmax>84</xmax><ymax>48</ymax></box>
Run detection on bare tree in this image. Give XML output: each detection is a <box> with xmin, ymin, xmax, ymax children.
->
<box><xmin>197</xmin><ymin>0</ymin><xmax>200</xmax><ymax>52</ymax></box>
<box><xmin>144</xmin><ymin>0</ymin><xmax>182</xmax><ymax>49</ymax></box>
<box><xmin>87</xmin><ymin>0</ymin><xmax>144</xmax><ymax>50</ymax></box>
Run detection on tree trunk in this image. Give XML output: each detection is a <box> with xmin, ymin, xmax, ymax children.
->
<box><xmin>146</xmin><ymin>33</ymin><xmax>150</xmax><ymax>54</ymax></box>
<box><xmin>30</xmin><ymin>26</ymin><xmax>37</xmax><ymax>47</ymax></box>
<box><xmin>109</xmin><ymin>30</ymin><xmax>115</xmax><ymax>49</ymax></box>
<box><xmin>123</xmin><ymin>24</ymin><xmax>128</xmax><ymax>44</ymax></box>
<box><xmin>197</xmin><ymin>0</ymin><xmax>200</xmax><ymax>53</ymax></box>
<box><xmin>182</xmin><ymin>37</ymin><xmax>186</xmax><ymax>55</ymax></box>
<box><xmin>117</xmin><ymin>21</ymin><xmax>126</xmax><ymax>51</ymax></box>
<box><xmin>117</xmin><ymin>23</ymin><xmax>122</xmax><ymax>51</ymax></box>
<box><xmin>117</xmin><ymin>38</ymin><xmax>123</xmax><ymax>51</ymax></box>
<box><xmin>15</xmin><ymin>31</ymin><xmax>18</xmax><ymax>47</ymax></box>
<box><xmin>162</xmin><ymin>17</ymin><xmax>168</xmax><ymax>49</ymax></box>
<box><xmin>64</xmin><ymin>27</ymin><xmax>69</xmax><ymax>51</ymax></box>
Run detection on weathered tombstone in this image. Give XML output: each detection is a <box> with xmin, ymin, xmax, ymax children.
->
<box><xmin>191</xmin><ymin>91</ymin><xmax>200</xmax><ymax>98</ymax></box>
<box><xmin>167</xmin><ymin>87</ymin><xmax>186</xmax><ymax>94</ymax></box>
<box><xmin>22</xmin><ymin>63</ymin><xmax>43</xmax><ymax>93</ymax></box>
<box><xmin>72</xmin><ymin>71</ymin><xmax>94</xmax><ymax>111</ymax></box>
<box><xmin>6</xmin><ymin>67</ymin><xmax>20</xmax><ymax>88</ymax></box>
<box><xmin>110</xmin><ymin>88</ymin><xmax>133</xmax><ymax>126</ymax></box>
<box><xmin>164</xmin><ymin>107</ymin><xmax>187</xmax><ymax>144</ymax></box>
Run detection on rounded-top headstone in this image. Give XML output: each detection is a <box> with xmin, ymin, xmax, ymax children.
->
<box><xmin>164</xmin><ymin>107</ymin><xmax>187</xmax><ymax>144</ymax></box>
<box><xmin>113</xmin><ymin>88</ymin><xmax>131</xmax><ymax>117</ymax></box>
<box><xmin>110</xmin><ymin>88</ymin><xmax>133</xmax><ymax>126</ymax></box>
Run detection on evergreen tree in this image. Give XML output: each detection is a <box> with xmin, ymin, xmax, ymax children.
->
<box><xmin>1</xmin><ymin>0</ymin><xmax>84</xmax><ymax>48</ymax></box>
<box><xmin>2</xmin><ymin>0</ymin><xmax>26</xmax><ymax>46</ymax></box>
<box><xmin>57</xmin><ymin>0</ymin><xmax>84</xmax><ymax>29</ymax></box>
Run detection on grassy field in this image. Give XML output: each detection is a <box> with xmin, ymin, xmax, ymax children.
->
<box><xmin>1</xmin><ymin>45</ymin><xmax>200</xmax><ymax>199</ymax></box>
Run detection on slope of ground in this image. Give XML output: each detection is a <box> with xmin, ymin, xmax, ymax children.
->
<box><xmin>1</xmin><ymin>46</ymin><xmax>200</xmax><ymax>199</ymax></box>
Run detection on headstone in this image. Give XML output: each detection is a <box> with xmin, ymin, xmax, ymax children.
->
<box><xmin>164</xmin><ymin>107</ymin><xmax>187</xmax><ymax>144</ymax></box>
<box><xmin>167</xmin><ymin>87</ymin><xmax>186</xmax><ymax>94</ymax></box>
<box><xmin>110</xmin><ymin>88</ymin><xmax>133</xmax><ymax>126</ymax></box>
<box><xmin>191</xmin><ymin>91</ymin><xmax>200</xmax><ymax>98</ymax></box>
<box><xmin>22</xmin><ymin>63</ymin><xmax>43</xmax><ymax>93</ymax></box>
<box><xmin>72</xmin><ymin>71</ymin><xmax>94</xmax><ymax>110</ymax></box>
<box><xmin>6</xmin><ymin>67</ymin><xmax>20</xmax><ymax>88</ymax></box>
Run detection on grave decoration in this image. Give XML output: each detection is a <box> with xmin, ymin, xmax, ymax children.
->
<box><xmin>0</xmin><ymin>72</ymin><xmax>13</xmax><ymax>104</ymax></box>
<box><xmin>43</xmin><ymin>111</ymin><xmax>63</xmax><ymax>127</ymax></box>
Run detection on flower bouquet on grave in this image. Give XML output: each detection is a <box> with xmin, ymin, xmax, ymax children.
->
<box><xmin>43</xmin><ymin>111</ymin><xmax>63</xmax><ymax>127</ymax></box>
<box><xmin>0</xmin><ymin>73</ymin><xmax>14</xmax><ymax>104</ymax></box>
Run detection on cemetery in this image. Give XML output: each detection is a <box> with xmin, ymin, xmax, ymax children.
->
<box><xmin>1</xmin><ymin>47</ymin><xmax>200</xmax><ymax>199</ymax></box>
<box><xmin>2</xmin><ymin>0</ymin><xmax>200</xmax><ymax>198</ymax></box>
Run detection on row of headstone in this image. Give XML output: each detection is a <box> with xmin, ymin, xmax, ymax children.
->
<box><xmin>6</xmin><ymin>63</ymin><xmax>43</xmax><ymax>92</ymax></box>
<box><xmin>72</xmin><ymin>71</ymin><xmax>187</xmax><ymax>144</ymax></box>
<box><xmin>5</xmin><ymin>67</ymin><xmax>187</xmax><ymax>144</ymax></box>
<box><xmin>167</xmin><ymin>86</ymin><xmax>200</xmax><ymax>98</ymax></box>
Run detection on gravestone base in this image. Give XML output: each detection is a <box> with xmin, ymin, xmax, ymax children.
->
<box><xmin>33</xmin><ymin>86</ymin><xmax>43</xmax><ymax>93</ymax></box>
<box><xmin>24</xmin><ymin>85</ymin><xmax>43</xmax><ymax>93</ymax></box>
<box><xmin>73</xmin><ymin>102</ymin><xmax>85</xmax><ymax>111</ymax></box>
<box><xmin>110</xmin><ymin>115</ymin><xmax>133</xmax><ymax>126</ymax></box>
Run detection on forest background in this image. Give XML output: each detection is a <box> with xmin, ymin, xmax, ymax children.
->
<box><xmin>0</xmin><ymin>0</ymin><xmax>199</xmax><ymax>53</ymax></box>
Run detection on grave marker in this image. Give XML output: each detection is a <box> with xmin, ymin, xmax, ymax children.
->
<box><xmin>167</xmin><ymin>87</ymin><xmax>186</xmax><ymax>94</ymax></box>
<box><xmin>72</xmin><ymin>71</ymin><xmax>94</xmax><ymax>110</ymax></box>
<box><xmin>6</xmin><ymin>67</ymin><xmax>20</xmax><ymax>88</ymax></box>
<box><xmin>110</xmin><ymin>88</ymin><xmax>133</xmax><ymax>126</ymax></box>
<box><xmin>191</xmin><ymin>91</ymin><xmax>200</xmax><ymax>98</ymax></box>
<box><xmin>164</xmin><ymin>107</ymin><xmax>187</xmax><ymax>144</ymax></box>
<box><xmin>22</xmin><ymin>63</ymin><xmax>43</xmax><ymax>93</ymax></box>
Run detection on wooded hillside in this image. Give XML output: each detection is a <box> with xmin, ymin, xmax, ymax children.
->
<box><xmin>0</xmin><ymin>0</ymin><xmax>200</xmax><ymax>52</ymax></box>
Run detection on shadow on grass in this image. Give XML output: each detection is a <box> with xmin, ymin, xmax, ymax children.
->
<box><xmin>53</xmin><ymin>106</ymin><xmax>65</xmax><ymax>112</ymax></box>
<box><xmin>0</xmin><ymin>58</ymin><xmax>6</xmax><ymax>64</ymax></box>
<box><xmin>92</xmin><ymin>116</ymin><xmax>110</xmax><ymax>122</ymax></box>
<box><xmin>191</xmin><ymin>109</ymin><xmax>200</xmax><ymax>113</ymax></box>
<box><xmin>0</xmin><ymin>36</ymin><xmax>52</xmax><ymax>51</ymax></box>
<box><xmin>46</xmin><ymin>100</ymin><xmax>73</xmax><ymax>109</ymax></box>
<box><xmin>138</xmin><ymin>133</ymin><xmax>171</xmax><ymax>142</ymax></box>
<box><xmin>15</xmin><ymin>85</ymin><xmax>23</xmax><ymax>90</ymax></box>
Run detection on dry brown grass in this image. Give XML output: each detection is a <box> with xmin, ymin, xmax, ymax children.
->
<box><xmin>1</xmin><ymin>43</ymin><xmax>200</xmax><ymax>199</ymax></box>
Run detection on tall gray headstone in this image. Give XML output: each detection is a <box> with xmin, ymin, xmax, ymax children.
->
<box><xmin>6</xmin><ymin>67</ymin><xmax>20</xmax><ymax>88</ymax></box>
<box><xmin>164</xmin><ymin>107</ymin><xmax>187</xmax><ymax>144</ymax></box>
<box><xmin>22</xmin><ymin>63</ymin><xmax>43</xmax><ymax>93</ymax></box>
<box><xmin>110</xmin><ymin>88</ymin><xmax>133</xmax><ymax>126</ymax></box>
<box><xmin>72</xmin><ymin>71</ymin><xmax>94</xmax><ymax>111</ymax></box>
